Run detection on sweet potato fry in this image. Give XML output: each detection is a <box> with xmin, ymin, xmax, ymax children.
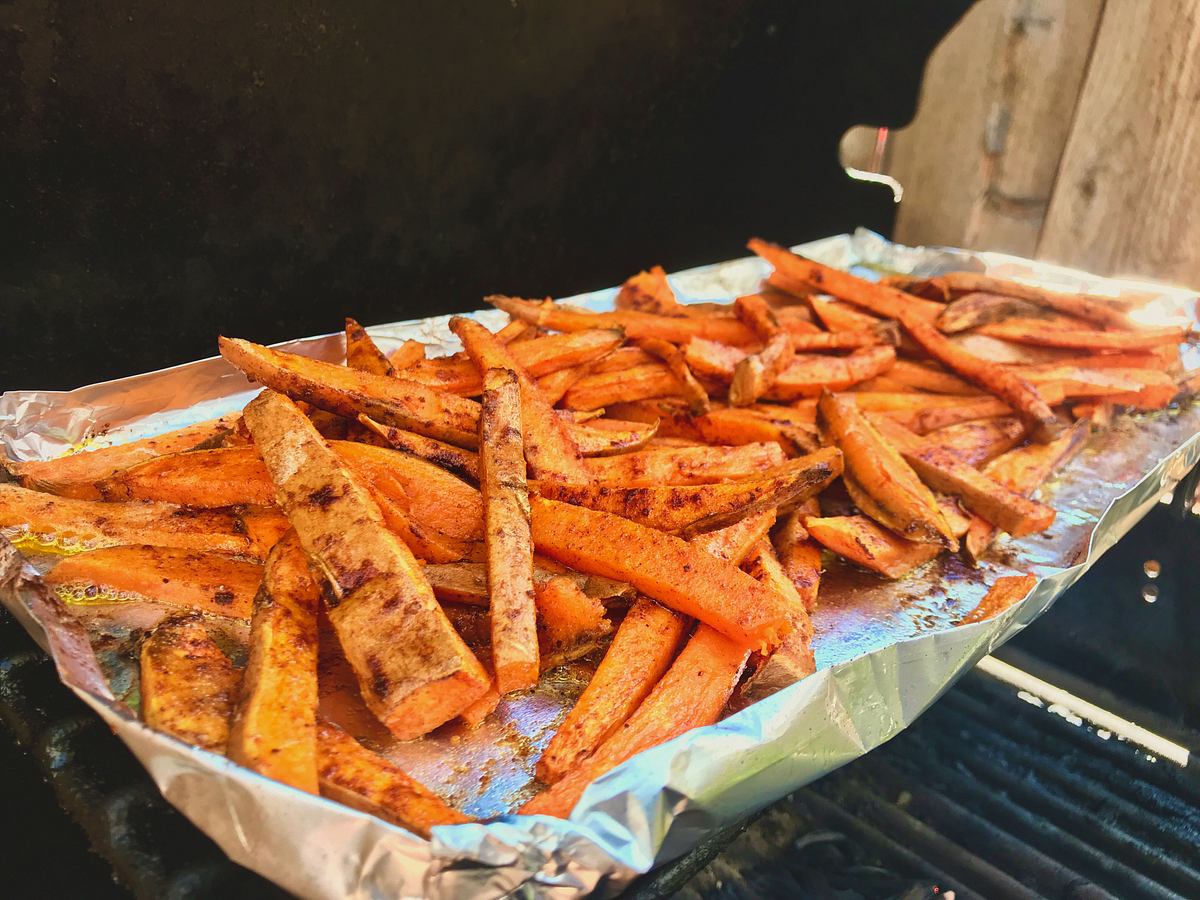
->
<box><xmin>965</xmin><ymin>420</ymin><xmax>1089</xmax><ymax>561</ymax></box>
<box><xmin>0</xmin><ymin>484</ymin><xmax>272</xmax><ymax>558</ymax></box>
<box><xmin>228</xmin><ymin>531</ymin><xmax>321</xmax><ymax>793</ymax></box>
<box><xmin>772</xmin><ymin>499</ymin><xmax>822</xmax><ymax>613</ymax></box>
<box><xmin>606</xmin><ymin>401</ymin><xmax>813</xmax><ymax>456</ymax></box>
<box><xmin>562</xmin><ymin>363</ymin><xmax>682</xmax><ymax>411</ymax></box>
<box><xmin>488</xmin><ymin>295</ymin><xmax>815</xmax><ymax>346</ymax></box>
<box><xmin>870</xmin><ymin>415</ymin><xmax>1057</xmax><ymax>538</ymax></box>
<box><xmin>880</xmin><ymin>274</ymin><xmax>954</xmax><ymax>302</ymax></box>
<box><xmin>537</xmin><ymin>359</ymin><xmax>600</xmax><ymax>406</ymax></box>
<box><xmin>886</xmin><ymin>360</ymin><xmax>979</xmax><ymax>395</ymax></box>
<box><xmin>736</xmin><ymin>540</ymin><xmax>816</xmax><ymax>703</ymax></box>
<box><xmin>949</xmin><ymin>332</ymin><xmax>1076</xmax><ymax>366</ymax></box>
<box><xmin>748</xmin><ymin>239</ymin><xmax>944</xmax><ymax>321</ymax></box>
<box><xmin>685</xmin><ymin>339</ymin><xmax>896</xmax><ymax>398</ymax></box>
<box><xmin>936</xmin><ymin>292</ymin><xmax>1050</xmax><ymax>333</ymax></box>
<box><xmin>898</xmin><ymin>397</ymin><xmax>1026</xmax><ymax>434</ymax></box>
<box><xmin>4</xmin><ymin>416</ymin><xmax>239</xmax><ymax>500</ymax></box>
<box><xmin>919</xmin><ymin>417</ymin><xmax>1027</xmax><ymax>466</ymax></box>
<box><xmin>585</xmin><ymin>442</ymin><xmax>785</xmax><ymax>486</ymax></box>
<box><xmin>44</xmin><ymin>546</ymin><xmax>262</xmax><ymax>619</ymax></box>
<box><xmin>423</xmin><ymin>561</ymin><xmax>634</xmax><ymax>607</ymax></box>
<box><xmin>244</xmin><ymin>390</ymin><xmax>488</xmax><ymax>739</ymax></box>
<box><xmin>345</xmin><ymin>317</ymin><xmax>397</xmax><ymax>377</ymax></box>
<box><xmin>537</xmin><ymin>449</ymin><xmax>841</xmax><ymax>538</ymax></box>
<box><xmin>805</xmin><ymin>515</ymin><xmax>941</xmax><ymax>579</ymax></box>
<box><xmin>530</xmin><ymin>496</ymin><xmax>794</xmax><ymax>649</ymax></box>
<box><xmin>536</xmin><ymin>597</ymin><xmax>686</xmax><ymax>784</ymax></box>
<box><xmin>478</xmin><ymin>368</ymin><xmax>539</xmax><ymax>693</ymax></box>
<box><xmin>451</xmin><ymin>317</ymin><xmax>592</xmax><ymax>483</ymax></box>
<box><xmin>404</xmin><ymin>329</ymin><xmax>625</xmax><ymax>396</ymax></box>
<box><xmin>979</xmin><ymin>319</ymin><xmax>1189</xmax><ymax>351</ymax></box>
<box><xmin>535</xmin><ymin>576</ymin><xmax>612</xmax><ymax>669</ymax></box>
<box><xmin>957</xmin><ymin>574</ymin><xmax>1038</xmax><ymax>625</ymax></box>
<box><xmin>615</xmin><ymin>266</ymin><xmax>691</xmax><ymax>316</ymax></box>
<box><xmin>519</xmin><ymin>623</ymin><xmax>750</xmax><ymax>818</ymax></box>
<box><xmin>691</xmin><ymin>508</ymin><xmax>778</xmax><ymax>563</ymax></box>
<box><xmin>936</xmin><ymin>272</ymin><xmax>1136</xmax><ymax>329</ymax></box>
<box><xmin>219</xmin><ymin>337</ymin><xmax>481</xmax><ymax>447</ymax></box>
<box><xmin>818</xmin><ymin>392</ymin><xmax>956</xmax><ymax>548</ymax></box>
<box><xmin>388</xmin><ymin>339</ymin><xmax>427</xmax><ymax>370</ymax></box>
<box><xmin>356</xmin><ymin>416</ymin><xmax>480</xmax><ymax>481</ymax></box>
<box><xmin>901</xmin><ymin>317</ymin><xmax>1063</xmax><ymax>442</ymax></box>
<box><xmin>636</xmin><ymin>338</ymin><xmax>710</xmax><ymax>414</ymax></box>
<box><xmin>590</xmin><ymin>346</ymin><xmax>658</xmax><ymax>374</ymax></box>
<box><xmin>96</xmin><ymin>447</ymin><xmax>277</xmax><ymax>506</ymax></box>
<box><xmin>140</xmin><ymin>613</ymin><xmax>240</xmax><ymax>752</ymax></box>
<box><xmin>805</xmin><ymin>294</ymin><xmax>888</xmax><ymax>333</ymax></box>
<box><xmin>569</xmin><ymin>418</ymin><xmax>659</xmax><ymax>456</ymax></box>
<box><xmin>316</xmin><ymin>720</ymin><xmax>473</xmax><ymax>836</ymax></box>
<box><xmin>731</xmin><ymin>333</ymin><xmax>793</xmax><ymax>406</ymax></box>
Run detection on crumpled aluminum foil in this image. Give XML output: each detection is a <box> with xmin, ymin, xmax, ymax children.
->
<box><xmin>2</xmin><ymin>230</ymin><xmax>1198</xmax><ymax>899</ymax></box>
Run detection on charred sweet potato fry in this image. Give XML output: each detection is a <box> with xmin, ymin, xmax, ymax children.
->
<box><xmin>935</xmin><ymin>272</ymin><xmax>1136</xmax><ymax>329</ymax></box>
<box><xmin>636</xmin><ymin>338</ymin><xmax>710</xmax><ymax>414</ymax></box>
<box><xmin>818</xmin><ymin>392</ymin><xmax>956</xmax><ymax>548</ymax></box>
<box><xmin>44</xmin><ymin>545</ymin><xmax>262</xmax><ymax>619</ymax></box>
<box><xmin>805</xmin><ymin>294</ymin><xmax>888</xmax><ymax>333</ymax></box>
<box><xmin>936</xmin><ymin>293</ymin><xmax>1050</xmax><ymax>333</ymax></box>
<box><xmin>772</xmin><ymin>499</ymin><xmax>822</xmax><ymax>613</ymax></box>
<box><xmin>690</xmin><ymin>508</ymin><xmax>779</xmax><ymax>564</ymax></box>
<box><xmin>423</xmin><ymin>562</ymin><xmax>634</xmax><ymax>608</ymax></box>
<box><xmin>563</xmin><ymin>363</ymin><xmax>683</xmax><ymax>411</ymax></box>
<box><xmin>478</xmin><ymin>368</ymin><xmax>539</xmax><ymax>693</ymax></box>
<box><xmin>685</xmin><ymin>339</ymin><xmax>896</xmax><ymax>398</ymax></box>
<box><xmin>388</xmin><ymin>339</ymin><xmax>427</xmax><ymax>370</ymax></box>
<box><xmin>886</xmin><ymin>360</ymin><xmax>979</xmax><ymax>395</ymax></box>
<box><xmin>536</xmin><ymin>596</ymin><xmax>686</xmax><ymax>784</ymax></box>
<box><xmin>965</xmin><ymin>420</ymin><xmax>1089</xmax><ymax>561</ymax></box>
<box><xmin>3</xmin><ymin>416</ymin><xmax>239</xmax><ymax>500</ymax></box>
<box><xmin>568</xmin><ymin>418</ymin><xmax>660</xmax><ymax>456</ymax></box>
<box><xmin>537</xmin><ymin>449</ymin><xmax>841</xmax><ymax>538</ymax></box>
<box><xmin>530</xmin><ymin>496</ymin><xmax>794</xmax><ymax>650</ymax></box>
<box><xmin>606</xmin><ymin>401</ymin><xmax>813</xmax><ymax>456</ymax></box>
<box><xmin>729</xmin><ymin>294</ymin><xmax>793</xmax><ymax>406</ymax></box>
<box><xmin>243</xmin><ymin>390</ymin><xmax>489</xmax><ymax>740</ymax></box>
<box><xmin>748</xmin><ymin>239</ymin><xmax>944</xmax><ymax>321</ymax></box>
<box><xmin>615</xmin><ymin>266</ymin><xmax>691</xmax><ymax>316</ymax></box>
<box><xmin>220</xmin><ymin>337</ymin><xmax>481</xmax><ymax>447</ymax></box>
<box><xmin>979</xmin><ymin>319</ymin><xmax>1189</xmax><ymax>352</ymax></box>
<box><xmin>451</xmin><ymin>317</ymin><xmax>592</xmax><ymax>483</ymax></box>
<box><xmin>96</xmin><ymin>447</ymin><xmax>278</xmax><ymax>506</ymax></box>
<box><xmin>805</xmin><ymin>515</ymin><xmax>941</xmax><ymax>579</ymax></box>
<box><xmin>535</xmin><ymin>576</ymin><xmax>612</xmax><ymax>669</ymax></box>
<box><xmin>736</xmin><ymin>540</ymin><xmax>816</xmax><ymax>704</ymax></box>
<box><xmin>519</xmin><ymin>623</ymin><xmax>750</xmax><ymax>818</ymax></box>
<box><xmin>140</xmin><ymin>613</ymin><xmax>240</xmax><ymax>752</ymax></box>
<box><xmin>957</xmin><ymin>574</ymin><xmax>1038</xmax><ymax>625</ymax></box>
<box><xmin>900</xmin><ymin>317</ymin><xmax>1063</xmax><ymax>442</ymax></box>
<box><xmin>919</xmin><ymin>417</ymin><xmax>1027</xmax><ymax>466</ymax></box>
<box><xmin>345</xmin><ymin>318</ymin><xmax>397</xmax><ymax>377</ymax></box>
<box><xmin>356</xmin><ymin>416</ymin><xmax>480</xmax><ymax>482</ymax></box>
<box><xmin>316</xmin><ymin>720</ymin><xmax>473</xmax><ymax>836</ymax></box>
<box><xmin>0</xmin><ymin>483</ymin><xmax>273</xmax><ymax>558</ymax></box>
<box><xmin>585</xmin><ymin>442</ymin><xmax>785</xmax><ymax>486</ymax></box>
<box><xmin>228</xmin><ymin>531</ymin><xmax>321</xmax><ymax>793</ymax></box>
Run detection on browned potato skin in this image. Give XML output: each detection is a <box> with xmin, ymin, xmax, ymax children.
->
<box><xmin>316</xmin><ymin>721</ymin><xmax>473</xmax><ymax>837</ymax></box>
<box><xmin>817</xmin><ymin>392</ymin><xmax>957</xmax><ymax>550</ymax></box>
<box><xmin>478</xmin><ymin>368</ymin><xmax>538</xmax><ymax>694</ymax></box>
<box><xmin>535</xmin><ymin>449</ymin><xmax>842</xmax><ymax>539</ymax></box>
<box><xmin>228</xmin><ymin>531</ymin><xmax>321</xmax><ymax>794</ymax></box>
<box><xmin>44</xmin><ymin>545</ymin><xmax>263</xmax><ymax>619</ymax></box>
<box><xmin>0</xmin><ymin>483</ymin><xmax>270</xmax><ymax>558</ymax></box>
<box><xmin>344</xmin><ymin>317</ymin><xmax>397</xmax><ymax>377</ymax></box>
<box><xmin>140</xmin><ymin>613</ymin><xmax>240</xmax><ymax>752</ymax></box>
<box><xmin>3</xmin><ymin>417</ymin><xmax>239</xmax><ymax>499</ymax></box>
<box><xmin>243</xmin><ymin>390</ymin><xmax>489</xmax><ymax>740</ymax></box>
<box><xmin>219</xmin><ymin>337</ymin><xmax>482</xmax><ymax>448</ymax></box>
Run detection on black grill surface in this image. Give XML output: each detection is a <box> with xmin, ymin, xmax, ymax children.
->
<box><xmin>2</xmin><ymin>502</ymin><xmax>1196</xmax><ymax>898</ymax></box>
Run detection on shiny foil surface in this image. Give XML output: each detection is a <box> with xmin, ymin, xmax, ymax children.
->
<box><xmin>2</xmin><ymin>231</ymin><xmax>1198</xmax><ymax>899</ymax></box>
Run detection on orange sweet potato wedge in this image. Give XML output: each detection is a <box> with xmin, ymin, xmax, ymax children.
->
<box><xmin>537</xmin><ymin>449</ymin><xmax>841</xmax><ymax>538</ymax></box>
<box><xmin>637</xmin><ymin>337</ymin><xmax>711</xmax><ymax>414</ymax></box>
<box><xmin>0</xmin><ymin>483</ymin><xmax>273</xmax><ymax>558</ymax></box>
<box><xmin>805</xmin><ymin>515</ymin><xmax>941</xmax><ymax>579</ymax></box>
<box><xmin>685</xmin><ymin>339</ymin><xmax>896</xmax><ymax>399</ymax></box>
<box><xmin>919</xmin><ymin>417</ymin><xmax>1027</xmax><ymax>466</ymax></box>
<box><xmin>606</xmin><ymin>401</ymin><xmax>815</xmax><ymax>457</ymax></box>
<box><xmin>228</xmin><ymin>531</ymin><xmax>321</xmax><ymax>793</ymax></box>
<box><xmin>451</xmin><ymin>317</ymin><xmax>592</xmax><ymax>483</ymax></box>
<box><xmin>936</xmin><ymin>272</ymin><xmax>1136</xmax><ymax>329</ymax></box>
<box><xmin>317</xmin><ymin>720</ymin><xmax>473</xmax><ymax>836</ymax></box>
<box><xmin>957</xmin><ymin>574</ymin><xmax>1038</xmax><ymax>625</ymax></box>
<box><xmin>140</xmin><ymin>613</ymin><xmax>241</xmax><ymax>752</ymax></box>
<box><xmin>44</xmin><ymin>545</ymin><xmax>262</xmax><ymax>619</ymax></box>
<box><xmin>748</xmin><ymin>239</ymin><xmax>944</xmax><ymax>321</ymax></box>
<box><xmin>244</xmin><ymin>390</ymin><xmax>489</xmax><ymax>739</ymax></box>
<box><xmin>772</xmin><ymin>499</ymin><xmax>822</xmax><ymax>613</ymax></box>
<box><xmin>423</xmin><ymin>562</ymin><xmax>634</xmax><ymax>608</ymax></box>
<box><xmin>818</xmin><ymin>392</ymin><xmax>956</xmax><ymax>549</ymax></box>
<box><xmin>585</xmin><ymin>442</ymin><xmax>785</xmax><ymax>486</ymax></box>
<box><xmin>3</xmin><ymin>416</ymin><xmax>239</xmax><ymax>500</ymax></box>
<box><xmin>356</xmin><ymin>415</ymin><xmax>480</xmax><ymax>482</ymax></box>
<box><xmin>536</xmin><ymin>596</ymin><xmax>687</xmax><ymax>784</ymax></box>
<box><xmin>805</xmin><ymin>294</ymin><xmax>888</xmax><ymax>333</ymax></box>
<box><xmin>979</xmin><ymin>319</ymin><xmax>1189</xmax><ymax>352</ymax></box>
<box><xmin>615</xmin><ymin>266</ymin><xmax>691</xmax><ymax>316</ymax></box>
<box><xmin>568</xmin><ymin>418</ymin><xmax>660</xmax><ymax>456</ymax></box>
<box><xmin>936</xmin><ymin>292</ymin><xmax>1051</xmax><ymax>333</ymax></box>
<box><xmin>530</xmin><ymin>496</ymin><xmax>794</xmax><ymax>650</ymax></box>
<box><xmin>535</xmin><ymin>575</ymin><xmax>613</xmax><ymax>670</ymax></box>
<box><xmin>345</xmin><ymin>317</ymin><xmax>397</xmax><ymax>377</ymax></box>
<box><xmin>479</xmin><ymin>368</ymin><xmax>539</xmax><ymax>693</ymax></box>
<box><xmin>886</xmin><ymin>360</ymin><xmax>979</xmax><ymax>395</ymax></box>
<box><xmin>563</xmin><ymin>363</ymin><xmax>683</xmax><ymax>411</ymax></box>
<box><xmin>96</xmin><ymin>447</ymin><xmax>278</xmax><ymax>506</ymax></box>
<box><xmin>519</xmin><ymin>623</ymin><xmax>750</xmax><ymax>817</ymax></box>
<box><xmin>388</xmin><ymin>339</ymin><xmax>427</xmax><ymax>370</ymax></box>
<box><xmin>220</xmin><ymin>337</ymin><xmax>481</xmax><ymax>447</ymax></box>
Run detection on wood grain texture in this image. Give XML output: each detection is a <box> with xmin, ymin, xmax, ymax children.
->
<box><xmin>887</xmin><ymin>0</ymin><xmax>1104</xmax><ymax>256</ymax></box>
<box><xmin>1038</xmin><ymin>0</ymin><xmax>1200</xmax><ymax>282</ymax></box>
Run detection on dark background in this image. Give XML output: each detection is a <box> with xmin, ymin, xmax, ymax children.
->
<box><xmin>2</xmin><ymin>1</ymin><xmax>971</xmax><ymax>390</ymax></box>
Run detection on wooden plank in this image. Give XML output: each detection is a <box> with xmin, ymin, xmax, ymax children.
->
<box><xmin>885</xmin><ymin>0</ymin><xmax>1103</xmax><ymax>256</ymax></box>
<box><xmin>1038</xmin><ymin>0</ymin><xmax>1200</xmax><ymax>284</ymax></box>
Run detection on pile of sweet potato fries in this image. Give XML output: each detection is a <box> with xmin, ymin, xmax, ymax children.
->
<box><xmin>1</xmin><ymin>240</ymin><xmax>1194</xmax><ymax>834</ymax></box>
